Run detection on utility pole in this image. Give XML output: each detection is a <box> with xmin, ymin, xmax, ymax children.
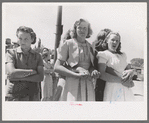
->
<box><xmin>54</xmin><ymin>6</ymin><xmax>63</xmax><ymax>63</ymax></box>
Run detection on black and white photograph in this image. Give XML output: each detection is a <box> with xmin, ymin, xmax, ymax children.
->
<box><xmin>2</xmin><ymin>2</ymin><xmax>147</xmax><ymax>120</ymax></box>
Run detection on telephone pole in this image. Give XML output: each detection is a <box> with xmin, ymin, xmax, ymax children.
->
<box><xmin>54</xmin><ymin>6</ymin><xmax>63</xmax><ymax>63</ymax></box>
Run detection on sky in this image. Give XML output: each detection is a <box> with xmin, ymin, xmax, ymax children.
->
<box><xmin>2</xmin><ymin>2</ymin><xmax>147</xmax><ymax>62</ymax></box>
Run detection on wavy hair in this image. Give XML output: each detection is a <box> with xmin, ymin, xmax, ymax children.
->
<box><xmin>62</xmin><ymin>29</ymin><xmax>73</xmax><ymax>43</ymax></box>
<box><xmin>103</xmin><ymin>32</ymin><xmax>122</xmax><ymax>54</ymax></box>
<box><xmin>94</xmin><ymin>28</ymin><xmax>112</xmax><ymax>52</ymax></box>
<box><xmin>71</xmin><ymin>18</ymin><xmax>93</xmax><ymax>38</ymax></box>
<box><xmin>16</xmin><ymin>26</ymin><xmax>36</xmax><ymax>44</ymax></box>
<box><xmin>95</xmin><ymin>29</ymin><xmax>122</xmax><ymax>54</ymax></box>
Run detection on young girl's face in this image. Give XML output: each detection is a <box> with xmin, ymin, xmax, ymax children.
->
<box><xmin>17</xmin><ymin>31</ymin><xmax>33</xmax><ymax>51</ymax></box>
<box><xmin>107</xmin><ymin>34</ymin><xmax>120</xmax><ymax>53</ymax></box>
<box><xmin>76</xmin><ymin>21</ymin><xmax>88</xmax><ymax>39</ymax></box>
<box><xmin>42</xmin><ymin>49</ymin><xmax>50</xmax><ymax>60</ymax></box>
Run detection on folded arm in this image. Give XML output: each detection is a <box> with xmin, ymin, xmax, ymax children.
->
<box><xmin>6</xmin><ymin>63</ymin><xmax>37</xmax><ymax>79</ymax></box>
<box><xmin>98</xmin><ymin>63</ymin><xmax>134</xmax><ymax>87</ymax></box>
<box><xmin>98</xmin><ymin>63</ymin><xmax>122</xmax><ymax>83</ymax></box>
<box><xmin>54</xmin><ymin>59</ymin><xmax>80</xmax><ymax>78</ymax></box>
<box><xmin>7</xmin><ymin>62</ymin><xmax>44</xmax><ymax>82</ymax></box>
<box><xmin>54</xmin><ymin>59</ymin><xmax>90</xmax><ymax>79</ymax></box>
<box><xmin>17</xmin><ymin>65</ymin><xmax>44</xmax><ymax>82</ymax></box>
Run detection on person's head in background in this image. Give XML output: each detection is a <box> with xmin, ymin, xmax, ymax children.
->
<box><xmin>16</xmin><ymin>26</ymin><xmax>36</xmax><ymax>53</ymax></box>
<box><xmin>62</xmin><ymin>29</ymin><xmax>74</xmax><ymax>43</ymax></box>
<box><xmin>71</xmin><ymin>18</ymin><xmax>93</xmax><ymax>42</ymax></box>
<box><xmin>41</xmin><ymin>48</ymin><xmax>51</xmax><ymax>62</ymax></box>
<box><xmin>50</xmin><ymin>49</ymin><xmax>55</xmax><ymax>59</ymax></box>
<box><xmin>93</xmin><ymin>29</ymin><xmax>112</xmax><ymax>52</ymax></box>
<box><xmin>12</xmin><ymin>41</ymin><xmax>20</xmax><ymax>49</ymax></box>
<box><xmin>5</xmin><ymin>38</ymin><xmax>13</xmax><ymax>53</ymax></box>
<box><xmin>50</xmin><ymin>55</ymin><xmax>55</xmax><ymax>66</ymax></box>
<box><xmin>6</xmin><ymin>38</ymin><xmax>11</xmax><ymax>44</ymax></box>
<box><xmin>6</xmin><ymin>38</ymin><xmax>13</xmax><ymax>48</ymax></box>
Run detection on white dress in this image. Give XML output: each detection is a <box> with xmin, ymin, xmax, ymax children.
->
<box><xmin>97</xmin><ymin>50</ymin><xmax>135</xmax><ymax>101</ymax></box>
<box><xmin>41</xmin><ymin>60</ymin><xmax>53</xmax><ymax>101</ymax></box>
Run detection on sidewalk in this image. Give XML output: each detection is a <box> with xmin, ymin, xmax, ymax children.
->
<box><xmin>131</xmin><ymin>80</ymin><xmax>144</xmax><ymax>101</ymax></box>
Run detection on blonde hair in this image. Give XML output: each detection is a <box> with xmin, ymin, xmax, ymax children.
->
<box><xmin>102</xmin><ymin>32</ymin><xmax>122</xmax><ymax>54</ymax></box>
<box><xmin>71</xmin><ymin>18</ymin><xmax>93</xmax><ymax>38</ymax></box>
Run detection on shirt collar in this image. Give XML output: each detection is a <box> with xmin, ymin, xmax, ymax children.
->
<box><xmin>16</xmin><ymin>46</ymin><xmax>36</xmax><ymax>54</ymax></box>
<box><xmin>74</xmin><ymin>38</ymin><xmax>87</xmax><ymax>47</ymax></box>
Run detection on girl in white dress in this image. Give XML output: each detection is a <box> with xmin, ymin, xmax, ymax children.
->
<box><xmin>97</xmin><ymin>32</ymin><xmax>135</xmax><ymax>101</ymax></box>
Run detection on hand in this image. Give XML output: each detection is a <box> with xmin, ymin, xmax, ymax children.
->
<box><xmin>75</xmin><ymin>67</ymin><xmax>87</xmax><ymax>73</ymax></box>
<box><xmin>76</xmin><ymin>70</ymin><xmax>90</xmax><ymax>79</ymax></box>
<box><xmin>31</xmin><ymin>69</ymin><xmax>37</xmax><ymax>75</ymax></box>
<box><xmin>91</xmin><ymin>70</ymin><xmax>101</xmax><ymax>79</ymax></box>
<box><xmin>23</xmin><ymin>69</ymin><xmax>37</xmax><ymax>77</ymax></box>
<box><xmin>122</xmin><ymin>69</ymin><xmax>135</xmax><ymax>82</ymax></box>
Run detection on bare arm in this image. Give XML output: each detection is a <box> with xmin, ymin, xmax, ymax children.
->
<box><xmin>98</xmin><ymin>63</ymin><xmax>122</xmax><ymax>83</ymax></box>
<box><xmin>105</xmin><ymin>65</ymin><xmax>134</xmax><ymax>88</ymax></box>
<box><xmin>6</xmin><ymin>49</ymin><xmax>44</xmax><ymax>82</ymax></box>
<box><xmin>54</xmin><ymin>59</ymin><xmax>80</xmax><ymax>78</ymax></box>
<box><xmin>6</xmin><ymin>63</ymin><xmax>37</xmax><ymax>79</ymax></box>
<box><xmin>9</xmin><ymin>65</ymin><xmax>44</xmax><ymax>82</ymax></box>
<box><xmin>18</xmin><ymin>65</ymin><xmax>44</xmax><ymax>82</ymax></box>
<box><xmin>54</xmin><ymin>59</ymin><xmax>88</xmax><ymax>79</ymax></box>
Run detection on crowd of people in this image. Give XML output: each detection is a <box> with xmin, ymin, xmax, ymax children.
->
<box><xmin>5</xmin><ymin>18</ymin><xmax>135</xmax><ymax>101</ymax></box>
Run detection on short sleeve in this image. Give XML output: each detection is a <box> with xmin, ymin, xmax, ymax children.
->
<box><xmin>57</xmin><ymin>40</ymin><xmax>69</xmax><ymax>61</ymax></box>
<box><xmin>96</xmin><ymin>51</ymin><xmax>108</xmax><ymax>64</ymax></box>
<box><xmin>5</xmin><ymin>49</ymin><xmax>15</xmax><ymax>65</ymax></box>
<box><xmin>37</xmin><ymin>54</ymin><xmax>43</xmax><ymax>67</ymax></box>
<box><xmin>122</xmin><ymin>52</ymin><xmax>127</xmax><ymax>61</ymax></box>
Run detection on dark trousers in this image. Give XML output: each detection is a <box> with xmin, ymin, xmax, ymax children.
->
<box><xmin>95</xmin><ymin>78</ymin><xmax>106</xmax><ymax>101</ymax></box>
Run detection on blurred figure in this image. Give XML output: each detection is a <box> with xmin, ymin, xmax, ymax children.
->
<box><xmin>33</xmin><ymin>38</ymin><xmax>43</xmax><ymax>54</ymax></box>
<box><xmin>62</xmin><ymin>29</ymin><xmax>74</xmax><ymax>43</ymax></box>
<box><xmin>41</xmin><ymin>48</ymin><xmax>55</xmax><ymax>101</ymax></box>
<box><xmin>5</xmin><ymin>38</ymin><xmax>13</xmax><ymax>53</ymax></box>
<box><xmin>5</xmin><ymin>38</ymin><xmax>13</xmax><ymax>85</ymax></box>
<box><xmin>51</xmin><ymin>49</ymin><xmax>55</xmax><ymax>59</ymax></box>
<box><xmin>52</xmin><ymin>29</ymin><xmax>74</xmax><ymax>101</ymax></box>
<box><xmin>12</xmin><ymin>41</ymin><xmax>20</xmax><ymax>49</ymax></box>
<box><xmin>92</xmin><ymin>28</ymin><xmax>112</xmax><ymax>101</ymax></box>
